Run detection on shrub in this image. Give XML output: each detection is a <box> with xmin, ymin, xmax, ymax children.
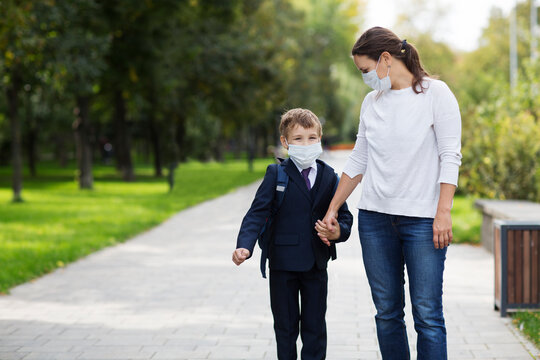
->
<box><xmin>460</xmin><ymin>60</ymin><xmax>540</xmax><ymax>201</ymax></box>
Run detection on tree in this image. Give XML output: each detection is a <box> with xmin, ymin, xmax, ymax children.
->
<box><xmin>0</xmin><ymin>1</ymin><xmax>48</xmax><ymax>201</ymax></box>
<box><xmin>456</xmin><ymin>1</ymin><xmax>540</xmax><ymax>200</ymax></box>
<box><xmin>48</xmin><ymin>0</ymin><xmax>110</xmax><ymax>189</ymax></box>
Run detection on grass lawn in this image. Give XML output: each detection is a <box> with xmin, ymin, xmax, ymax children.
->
<box><xmin>0</xmin><ymin>159</ymin><xmax>272</xmax><ymax>294</ymax></box>
<box><xmin>452</xmin><ymin>195</ymin><xmax>482</xmax><ymax>244</ymax></box>
<box><xmin>513</xmin><ymin>311</ymin><xmax>540</xmax><ymax>347</ymax></box>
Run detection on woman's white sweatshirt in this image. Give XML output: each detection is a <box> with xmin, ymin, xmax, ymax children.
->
<box><xmin>343</xmin><ymin>78</ymin><xmax>462</xmax><ymax>218</ymax></box>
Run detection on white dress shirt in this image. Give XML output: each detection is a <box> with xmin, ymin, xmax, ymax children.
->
<box><xmin>292</xmin><ymin>160</ymin><xmax>317</xmax><ymax>188</ymax></box>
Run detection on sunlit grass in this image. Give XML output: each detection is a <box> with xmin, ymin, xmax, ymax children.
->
<box><xmin>0</xmin><ymin>159</ymin><xmax>272</xmax><ymax>293</ymax></box>
<box><xmin>452</xmin><ymin>196</ymin><xmax>481</xmax><ymax>244</ymax></box>
<box><xmin>513</xmin><ymin>311</ymin><xmax>540</xmax><ymax>347</ymax></box>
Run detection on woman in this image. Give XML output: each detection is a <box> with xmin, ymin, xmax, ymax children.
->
<box><xmin>317</xmin><ymin>27</ymin><xmax>462</xmax><ymax>360</ymax></box>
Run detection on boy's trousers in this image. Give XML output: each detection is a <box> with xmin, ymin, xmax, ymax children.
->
<box><xmin>269</xmin><ymin>266</ymin><xmax>328</xmax><ymax>360</ymax></box>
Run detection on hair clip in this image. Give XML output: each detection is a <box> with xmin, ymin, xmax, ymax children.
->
<box><xmin>401</xmin><ymin>39</ymin><xmax>407</xmax><ymax>53</ymax></box>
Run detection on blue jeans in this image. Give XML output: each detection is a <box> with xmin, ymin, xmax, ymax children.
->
<box><xmin>358</xmin><ymin>209</ymin><xmax>447</xmax><ymax>360</ymax></box>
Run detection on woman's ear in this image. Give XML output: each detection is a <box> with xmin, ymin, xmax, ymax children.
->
<box><xmin>381</xmin><ymin>51</ymin><xmax>392</xmax><ymax>67</ymax></box>
<box><xmin>280</xmin><ymin>135</ymin><xmax>288</xmax><ymax>150</ymax></box>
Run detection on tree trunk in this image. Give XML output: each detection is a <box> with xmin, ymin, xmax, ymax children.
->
<box><xmin>213</xmin><ymin>136</ymin><xmax>224</xmax><ymax>162</ymax></box>
<box><xmin>6</xmin><ymin>73</ymin><xmax>23</xmax><ymax>202</ymax></box>
<box><xmin>75</xmin><ymin>96</ymin><xmax>93</xmax><ymax>189</ymax></box>
<box><xmin>55</xmin><ymin>134</ymin><xmax>68</xmax><ymax>167</ymax></box>
<box><xmin>27</xmin><ymin>127</ymin><xmax>37</xmax><ymax>177</ymax></box>
<box><xmin>166</xmin><ymin>115</ymin><xmax>180</xmax><ymax>192</ymax></box>
<box><xmin>25</xmin><ymin>94</ymin><xmax>37</xmax><ymax>177</ymax></box>
<box><xmin>176</xmin><ymin>115</ymin><xmax>187</xmax><ymax>162</ymax></box>
<box><xmin>247</xmin><ymin>126</ymin><xmax>255</xmax><ymax>172</ymax></box>
<box><xmin>114</xmin><ymin>90</ymin><xmax>135</xmax><ymax>181</ymax></box>
<box><xmin>148</xmin><ymin>101</ymin><xmax>162</xmax><ymax>177</ymax></box>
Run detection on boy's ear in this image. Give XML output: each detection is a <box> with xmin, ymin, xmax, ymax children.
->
<box><xmin>280</xmin><ymin>135</ymin><xmax>288</xmax><ymax>150</ymax></box>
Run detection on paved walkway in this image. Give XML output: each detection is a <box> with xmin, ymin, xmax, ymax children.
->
<box><xmin>0</xmin><ymin>151</ymin><xmax>538</xmax><ymax>360</ymax></box>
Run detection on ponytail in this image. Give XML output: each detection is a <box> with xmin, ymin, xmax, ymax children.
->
<box><xmin>351</xmin><ymin>27</ymin><xmax>429</xmax><ymax>94</ymax></box>
<box><xmin>399</xmin><ymin>39</ymin><xmax>429</xmax><ymax>93</ymax></box>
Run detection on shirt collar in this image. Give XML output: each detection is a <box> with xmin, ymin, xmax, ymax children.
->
<box><xmin>292</xmin><ymin>160</ymin><xmax>317</xmax><ymax>173</ymax></box>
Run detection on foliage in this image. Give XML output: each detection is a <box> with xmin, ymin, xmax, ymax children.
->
<box><xmin>0</xmin><ymin>158</ymin><xmax>272</xmax><ymax>294</ymax></box>
<box><xmin>513</xmin><ymin>311</ymin><xmax>540</xmax><ymax>347</ymax></box>
<box><xmin>460</xmin><ymin>59</ymin><xmax>540</xmax><ymax>201</ymax></box>
<box><xmin>0</xmin><ymin>0</ymin><xmax>363</xmax><ymax>190</ymax></box>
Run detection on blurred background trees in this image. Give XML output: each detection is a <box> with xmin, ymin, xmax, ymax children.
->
<box><xmin>0</xmin><ymin>0</ymin><xmax>538</xmax><ymax>202</ymax></box>
<box><xmin>0</xmin><ymin>0</ymin><xmax>364</xmax><ymax>196</ymax></box>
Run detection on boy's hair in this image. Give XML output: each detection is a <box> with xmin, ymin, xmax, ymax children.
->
<box><xmin>279</xmin><ymin>108</ymin><xmax>322</xmax><ymax>139</ymax></box>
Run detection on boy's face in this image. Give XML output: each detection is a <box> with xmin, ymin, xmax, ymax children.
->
<box><xmin>280</xmin><ymin>124</ymin><xmax>321</xmax><ymax>150</ymax></box>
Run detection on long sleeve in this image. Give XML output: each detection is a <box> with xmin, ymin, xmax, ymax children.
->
<box><xmin>432</xmin><ymin>82</ymin><xmax>462</xmax><ymax>186</ymax></box>
<box><xmin>236</xmin><ymin>164</ymin><xmax>276</xmax><ymax>255</ymax></box>
<box><xmin>342</xmin><ymin>94</ymin><xmax>372</xmax><ymax>179</ymax></box>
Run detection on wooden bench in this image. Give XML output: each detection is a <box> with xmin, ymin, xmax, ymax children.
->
<box><xmin>474</xmin><ymin>199</ymin><xmax>540</xmax><ymax>253</ymax></box>
<box><xmin>475</xmin><ymin>199</ymin><xmax>540</xmax><ymax>316</ymax></box>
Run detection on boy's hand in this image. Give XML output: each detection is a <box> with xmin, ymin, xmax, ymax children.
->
<box><xmin>315</xmin><ymin>219</ymin><xmax>341</xmax><ymax>245</ymax></box>
<box><xmin>232</xmin><ymin>248</ymin><xmax>250</xmax><ymax>265</ymax></box>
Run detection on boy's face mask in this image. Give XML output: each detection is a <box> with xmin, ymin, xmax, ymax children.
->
<box><xmin>286</xmin><ymin>142</ymin><xmax>323</xmax><ymax>170</ymax></box>
<box><xmin>362</xmin><ymin>55</ymin><xmax>391</xmax><ymax>91</ymax></box>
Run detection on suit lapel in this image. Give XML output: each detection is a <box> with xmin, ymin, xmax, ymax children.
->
<box><xmin>283</xmin><ymin>158</ymin><xmax>311</xmax><ymax>202</ymax></box>
<box><xmin>313</xmin><ymin>161</ymin><xmax>332</xmax><ymax>207</ymax></box>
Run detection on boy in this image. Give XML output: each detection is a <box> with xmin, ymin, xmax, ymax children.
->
<box><xmin>232</xmin><ymin>108</ymin><xmax>353</xmax><ymax>360</ymax></box>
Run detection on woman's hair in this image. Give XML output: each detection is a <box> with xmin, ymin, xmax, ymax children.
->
<box><xmin>351</xmin><ymin>27</ymin><xmax>429</xmax><ymax>94</ymax></box>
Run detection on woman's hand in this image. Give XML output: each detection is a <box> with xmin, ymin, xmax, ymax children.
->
<box><xmin>318</xmin><ymin>210</ymin><xmax>338</xmax><ymax>246</ymax></box>
<box><xmin>433</xmin><ymin>183</ymin><xmax>457</xmax><ymax>249</ymax></box>
<box><xmin>315</xmin><ymin>219</ymin><xmax>341</xmax><ymax>244</ymax></box>
<box><xmin>433</xmin><ymin>209</ymin><xmax>452</xmax><ymax>249</ymax></box>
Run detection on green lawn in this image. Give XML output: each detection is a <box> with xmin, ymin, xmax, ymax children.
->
<box><xmin>452</xmin><ymin>195</ymin><xmax>482</xmax><ymax>244</ymax></box>
<box><xmin>513</xmin><ymin>311</ymin><xmax>540</xmax><ymax>347</ymax></box>
<box><xmin>0</xmin><ymin>159</ymin><xmax>272</xmax><ymax>294</ymax></box>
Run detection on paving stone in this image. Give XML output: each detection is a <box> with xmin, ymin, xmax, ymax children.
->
<box><xmin>22</xmin><ymin>353</ymin><xmax>83</xmax><ymax>360</ymax></box>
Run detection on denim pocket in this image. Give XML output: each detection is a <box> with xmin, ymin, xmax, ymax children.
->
<box><xmin>274</xmin><ymin>234</ymin><xmax>299</xmax><ymax>246</ymax></box>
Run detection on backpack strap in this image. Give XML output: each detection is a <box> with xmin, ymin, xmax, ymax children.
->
<box><xmin>259</xmin><ymin>162</ymin><xmax>289</xmax><ymax>278</ymax></box>
<box><xmin>274</xmin><ymin>163</ymin><xmax>289</xmax><ymax>211</ymax></box>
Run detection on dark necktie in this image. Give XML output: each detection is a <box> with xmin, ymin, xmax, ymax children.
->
<box><xmin>301</xmin><ymin>168</ymin><xmax>311</xmax><ymax>190</ymax></box>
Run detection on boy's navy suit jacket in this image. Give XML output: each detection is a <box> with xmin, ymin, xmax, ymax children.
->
<box><xmin>236</xmin><ymin>158</ymin><xmax>353</xmax><ymax>272</ymax></box>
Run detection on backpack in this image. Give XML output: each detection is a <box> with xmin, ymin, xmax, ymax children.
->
<box><xmin>257</xmin><ymin>162</ymin><xmax>289</xmax><ymax>278</ymax></box>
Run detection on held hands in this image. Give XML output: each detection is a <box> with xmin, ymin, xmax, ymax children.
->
<box><xmin>232</xmin><ymin>248</ymin><xmax>250</xmax><ymax>265</ymax></box>
<box><xmin>433</xmin><ymin>209</ymin><xmax>453</xmax><ymax>249</ymax></box>
<box><xmin>315</xmin><ymin>213</ymin><xmax>340</xmax><ymax>247</ymax></box>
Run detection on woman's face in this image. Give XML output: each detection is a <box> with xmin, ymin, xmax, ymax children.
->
<box><xmin>353</xmin><ymin>54</ymin><xmax>390</xmax><ymax>80</ymax></box>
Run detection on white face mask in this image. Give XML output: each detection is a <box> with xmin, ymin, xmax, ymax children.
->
<box><xmin>287</xmin><ymin>142</ymin><xmax>323</xmax><ymax>169</ymax></box>
<box><xmin>362</xmin><ymin>55</ymin><xmax>391</xmax><ymax>91</ymax></box>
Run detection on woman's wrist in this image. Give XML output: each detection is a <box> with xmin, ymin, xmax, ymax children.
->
<box><xmin>436</xmin><ymin>205</ymin><xmax>451</xmax><ymax>214</ymax></box>
<box><xmin>327</xmin><ymin>204</ymin><xmax>339</xmax><ymax>217</ymax></box>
